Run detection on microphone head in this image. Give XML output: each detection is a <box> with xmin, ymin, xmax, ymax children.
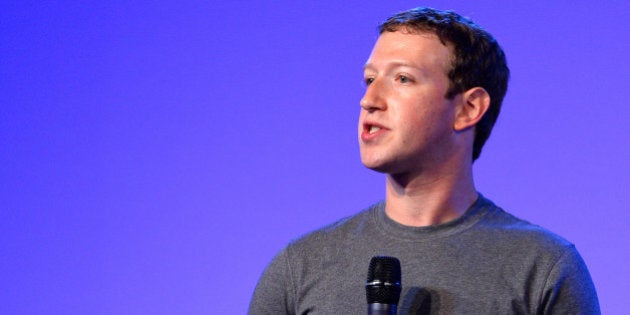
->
<box><xmin>366</xmin><ymin>256</ymin><xmax>402</xmax><ymax>305</ymax></box>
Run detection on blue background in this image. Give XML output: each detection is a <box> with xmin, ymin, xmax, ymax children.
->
<box><xmin>1</xmin><ymin>1</ymin><xmax>628</xmax><ymax>313</ymax></box>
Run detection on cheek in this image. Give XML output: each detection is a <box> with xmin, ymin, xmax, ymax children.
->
<box><xmin>403</xmin><ymin>108</ymin><xmax>452</xmax><ymax>143</ymax></box>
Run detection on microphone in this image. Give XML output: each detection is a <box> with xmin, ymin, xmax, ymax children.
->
<box><xmin>366</xmin><ymin>256</ymin><xmax>402</xmax><ymax>315</ymax></box>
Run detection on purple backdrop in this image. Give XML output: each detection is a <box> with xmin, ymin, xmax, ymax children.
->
<box><xmin>1</xmin><ymin>1</ymin><xmax>628</xmax><ymax>313</ymax></box>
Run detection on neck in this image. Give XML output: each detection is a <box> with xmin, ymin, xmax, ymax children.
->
<box><xmin>384</xmin><ymin>161</ymin><xmax>477</xmax><ymax>227</ymax></box>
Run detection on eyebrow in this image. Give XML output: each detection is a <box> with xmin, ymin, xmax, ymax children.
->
<box><xmin>363</xmin><ymin>61</ymin><xmax>425</xmax><ymax>74</ymax></box>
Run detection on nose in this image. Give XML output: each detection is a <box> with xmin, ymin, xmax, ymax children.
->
<box><xmin>360</xmin><ymin>79</ymin><xmax>386</xmax><ymax>112</ymax></box>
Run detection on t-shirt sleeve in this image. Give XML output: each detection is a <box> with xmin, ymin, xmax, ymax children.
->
<box><xmin>248</xmin><ymin>247</ymin><xmax>295</xmax><ymax>315</ymax></box>
<box><xmin>539</xmin><ymin>245</ymin><xmax>600</xmax><ymax>314</ymax></box>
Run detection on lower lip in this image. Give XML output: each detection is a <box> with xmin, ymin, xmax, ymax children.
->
<box><xmin>361</xmin><ymin>128</ymin><xmax>386</xmax><ymax>142</ymax></box>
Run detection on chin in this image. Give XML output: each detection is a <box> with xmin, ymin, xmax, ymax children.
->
<box><xmin>361</xmin><ymin>158</ymin><xmax>394</xmax><ymax>174</ymax></box>
<box><xmin>364</xmin><ymin>165</ymin><xmax>388</xmax><ymax>174</ymax></box>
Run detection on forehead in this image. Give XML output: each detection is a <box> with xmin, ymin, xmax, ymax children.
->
<box><xmin>365</xmin><ymin>31</ymin><xmax>453</xmax><ymax>72</ymax></box>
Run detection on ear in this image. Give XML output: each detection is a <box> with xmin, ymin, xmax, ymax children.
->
<box><xmin>453</xmin><ymin>87</ymin><xmax>490</xmax><ymax>132</ymax></box>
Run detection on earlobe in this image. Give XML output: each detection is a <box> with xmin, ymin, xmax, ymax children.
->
<box><xmin>453</xmin><ymin>87</ymin><xmax>490</xmax><ymax>132</ymax></box>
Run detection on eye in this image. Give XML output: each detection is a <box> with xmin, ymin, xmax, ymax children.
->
<box><xmin>364</xmin><ymin>77</ymin><xmax>375</xmax><ymax>86</ymax></box>
<box><xmin>398</xmin><ymin>75</ymin><xmax>411</xmax><ymax>83</ymax></box>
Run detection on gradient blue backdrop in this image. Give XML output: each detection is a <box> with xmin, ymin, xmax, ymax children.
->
<box><xmin>2</xmin><ymin>1</ymin><xmax>628</xmax><ymax>314</ymax></box>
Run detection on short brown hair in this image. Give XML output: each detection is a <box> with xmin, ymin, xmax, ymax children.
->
<box><xmin>380</xmin><ymin>7</ymin><xmax>510</xmax><ymax>161</ymax></box>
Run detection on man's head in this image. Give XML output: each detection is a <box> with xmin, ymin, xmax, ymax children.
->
<box><xmin>379</xmin><ymin>7</ymin><xmax>509</xmax><ymax>161</ymax></box>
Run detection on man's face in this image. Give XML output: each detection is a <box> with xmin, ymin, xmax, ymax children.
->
<box><xmin>359</xmin><ymin>30</ymin><xmax>459</xmax><ymax>175</ymax></box>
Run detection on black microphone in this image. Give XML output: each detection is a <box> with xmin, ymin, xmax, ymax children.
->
<box><xmin>366</xmin><ymin>256</ymin><xmax>402</xmax><ymax>315</ymax></box>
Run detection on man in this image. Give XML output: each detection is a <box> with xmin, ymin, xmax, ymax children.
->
<box><xmin>249</xmin><ymin>7</ymin><xmax>599</xmax><ymax>314</ymax></box>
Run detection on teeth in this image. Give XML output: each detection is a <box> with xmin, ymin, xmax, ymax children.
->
<box><xmin>369</xmin><ymin>126</ymin><xmax>381</xmax><ymax>134</ymax></box>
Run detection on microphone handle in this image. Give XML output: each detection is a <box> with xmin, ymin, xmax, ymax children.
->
<box><xmin>367</xmin><ymin>303</ymin><xmax>397</xmax><ymax>315</ymax></box>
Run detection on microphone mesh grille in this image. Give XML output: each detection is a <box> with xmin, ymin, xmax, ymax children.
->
<box><xmin>366</xmin><ymin>256</ymin><xmax>402</xmax><ymax>304</ymax></box>
<box><xmin>367</xmin><ymin>256</ymin><xmax>401</xmax><ymax>283</ymax></box>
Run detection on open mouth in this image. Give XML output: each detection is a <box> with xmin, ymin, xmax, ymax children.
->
<box><xmin>362</xmin><ymin>122</ymin><xmax>386</xmax><ymax>140</ymax></box>
<box><xmin>368</xmin><ymin>125</ymin><xmax>381</xmax><ymax>134</ymax></box>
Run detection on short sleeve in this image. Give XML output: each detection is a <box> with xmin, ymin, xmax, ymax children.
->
<box><xmin>248</xmin><ymin>247</ymin><xmax>295</xmax><ymax>315</ymax></box>
<box><xmin>539</xmin><ymin>245</ymin><xmax>600</xmax><ymax>314</ymax></box>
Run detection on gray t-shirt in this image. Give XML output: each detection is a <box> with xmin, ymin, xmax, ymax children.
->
<box><xmin>249</xmin><ymin>195</ymin><xmax>599</xmax><ymax>314</ymax></box>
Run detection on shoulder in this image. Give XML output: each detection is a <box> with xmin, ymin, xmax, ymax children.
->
<box><xmin>476</xmin><ymin>199</ymin><xmax>575</xmax><ymax>254</ymax></box>
<box><xmin>285</xmin><ymin>201</ymin><xmax>381</xmax><ymax>255</ymax></box>
<box><xmin>463</xmin><ymin>197</ymin><xmax>584</xmax><ymax>278</ymax></box>
<box><xmin>474</xmin><ymin>198</ymin><xmax>599</xmax><ymax>312</ymax></box>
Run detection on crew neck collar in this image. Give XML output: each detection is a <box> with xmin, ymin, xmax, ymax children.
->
<box><xmin>372</xmin><ymin>193</ymin><xmax>494</xmax><ymax>241</ymax></box>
